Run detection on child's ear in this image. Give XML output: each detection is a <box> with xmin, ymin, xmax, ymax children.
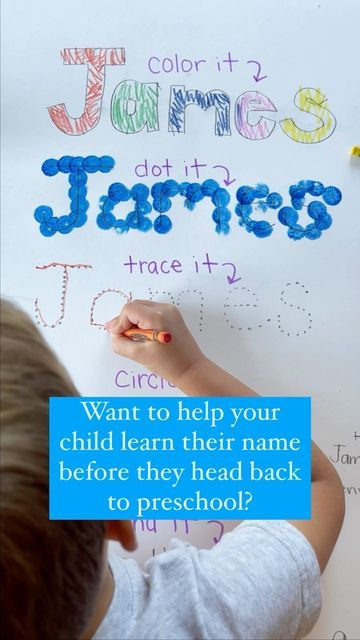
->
<box><xmin>105</xmin><ymin>520</ymin><xmax>137</xmax><ymax>551</ymax></box>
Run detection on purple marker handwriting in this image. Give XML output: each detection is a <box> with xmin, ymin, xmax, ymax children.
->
<box><xmin>246</xmin><ymin>60</ymin><xmax>267</xmax><ymax>83</ymax></box>
<box><xmin>212</xmin><ymin>164</ymin><xmax>236</xmax><ymax>186</ymax></box>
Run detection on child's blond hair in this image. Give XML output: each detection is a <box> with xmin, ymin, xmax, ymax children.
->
<box><xmin>0</xmin><ymin>299</ymin><xmax>105</xmax><ymax>640</ymax></box>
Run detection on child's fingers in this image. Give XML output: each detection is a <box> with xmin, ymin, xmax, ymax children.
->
<box><xmin>106</xmin><ymin>301</ymin><xmax>161</xmax><ymax>335</ymax></box>
<box><xmin>111</xmin><ymin>333</ymin><xmax>151</xmax><ymax>360</ymax></box>
<box><xmin>130</xmin><ymin>299</ymin><xmax>156</xmax><ymax>306</ymax></box>
<box><xmin>118</xmin><ymin>301</ymin><xmax>162</xmax><ymax>332</ymax></box>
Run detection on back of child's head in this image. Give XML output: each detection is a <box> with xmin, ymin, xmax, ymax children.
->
<box><xmin>0</xmin><ymin>299</ymin><xmax>106</xmax><ymax>640</ymax></box>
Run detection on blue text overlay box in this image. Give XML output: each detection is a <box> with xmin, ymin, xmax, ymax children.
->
<box><xmin>49</xmin><ymin>396</ymin><xmax>311</xmax><ymax>519</ymax></box>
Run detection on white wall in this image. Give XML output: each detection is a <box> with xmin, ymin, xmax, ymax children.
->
<box><xmin>2</xmin><ymin>1</ymin><xmax>359</xmax><ymax>638</ymax></box>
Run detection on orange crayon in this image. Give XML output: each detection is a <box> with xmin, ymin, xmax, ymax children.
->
<box><xmin>123</xmin><ymin>328</ymin><xmax>172</xmax><ymax>343</ymax></box>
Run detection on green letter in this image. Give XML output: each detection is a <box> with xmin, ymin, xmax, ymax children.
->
<box><xmin>111</xmin><ymin>80</ymin><xmax>159</xmax><ymax>133</ymax></box>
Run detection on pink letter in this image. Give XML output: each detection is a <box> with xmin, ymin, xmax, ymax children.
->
<box><xmin>48</xmin><ymin>48</ymin><xmax>126</xmax><ymax>135</ymax></box>
<box><xmin>90</xmin><ymin>289</ymin><xmax>131</xmax><ymax>329</ymax></box>
<box><xmin>235</xmin><ymin>91</ymin><xmax>277</xmax><ymax>140</ymax></box>
<box><xmin>35</xmin><ymin>262</ymin><xmax>92</xmax><ymax>328</ymax></box>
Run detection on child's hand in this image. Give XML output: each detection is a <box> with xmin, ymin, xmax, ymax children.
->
<box><xmin>106</xmin><ymin>300</ymin><xmax>205</xmax><ymax>386</ymax></box>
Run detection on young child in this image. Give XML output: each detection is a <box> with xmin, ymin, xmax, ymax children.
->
<box><xmin>0</xmin><ymin>298</ymin><xmax>345</xmax><ymax>640</ymax></box>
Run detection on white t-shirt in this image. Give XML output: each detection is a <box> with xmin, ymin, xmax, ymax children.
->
<box><xmin>93</xmin><ymin>520</ymin><xmax>321</xmax><ymax>640</ymax></box>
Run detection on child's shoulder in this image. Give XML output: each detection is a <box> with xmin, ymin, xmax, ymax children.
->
<box><xmin>94</xmin><ymin>522</ymin><xmax>321</xmax><ymax>640</ymax></box>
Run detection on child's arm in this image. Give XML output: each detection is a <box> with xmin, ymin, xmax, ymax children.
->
<box><xmin>107</xmin><ymin>300</ymin><xmax>345</xmax><ymax>573</ymax></box>
<box><xmin>288</xmin><ymin>441</ymin><xmax>345</xmax><ymax>573</ymax></box>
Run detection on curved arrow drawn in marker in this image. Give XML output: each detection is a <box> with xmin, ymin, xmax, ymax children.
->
<box><xmin>207</xmin><ymin>520</ymin><xmax>225</xmax><ymax>544</ymax></box>
<box><xmin>212</xmin><ymin>164</ymin><xmax>236</xmax><ymax>186</ymax></box>
<box><xmin>222</xmin><ymin>262</ymin><xmax>242</xmax><ymax>285</ymax></box>
<box><xmin>247</xmin><ymin>60</ymin><xmax>267</xmax><ymax>83</ymax></box>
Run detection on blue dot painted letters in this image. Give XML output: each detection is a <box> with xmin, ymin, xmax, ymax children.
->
<box><xmin>34</xmin><ymin>156</ymin><xmax>342</xmax><ymax>240</ymax></box>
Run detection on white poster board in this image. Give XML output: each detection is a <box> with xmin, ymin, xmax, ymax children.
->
<box><xmin>1</xmin><ymin>1</ymin><xmax>359</xmax><ymax>638</ymax></box>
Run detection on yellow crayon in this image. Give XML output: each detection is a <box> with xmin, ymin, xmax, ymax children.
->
<box><xmin>351</xmin><ymin>146</ymin><xmax>360</xmax><ymax>157</ymax></box>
